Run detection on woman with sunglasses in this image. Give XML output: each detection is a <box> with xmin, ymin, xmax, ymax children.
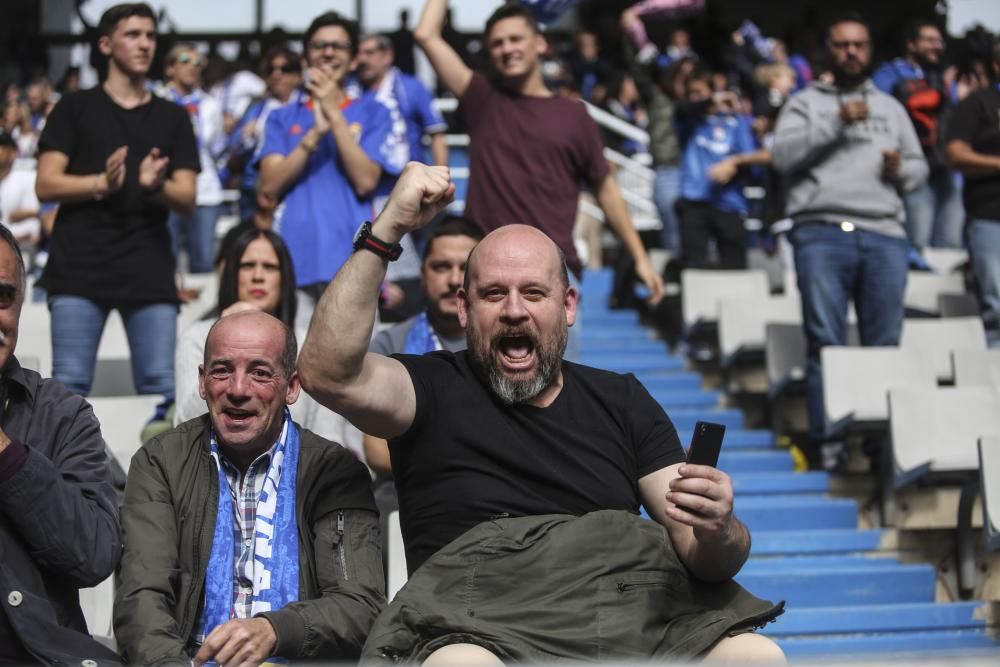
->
<box><xmin>227</xmin><ymin>44</ymin><xmax>304</xmax><ymax>227</ymax></box>
<box><xmin>174</xmin><ymin>227</ymin><xmax>362</xmax><ymax>456</ymax></box>
<box><xmin>161</xmin><ymin>42</ymin><xmax>226</xmax><ymax>273</ymax></box>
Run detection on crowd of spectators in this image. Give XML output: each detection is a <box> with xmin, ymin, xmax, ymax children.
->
<box><xmin>1</xmin><ymin>0</ymin><xmax>1000</xmax><ymax>663</ymax></box>
<box><xmin>0</xmin><ymin>0</ymin><xmax>996</xmax><ymax>443</ymax></box>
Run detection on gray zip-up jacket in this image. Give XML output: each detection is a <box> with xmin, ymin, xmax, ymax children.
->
<box><xmin>0</xmin><ymin>356</ymin><xmax>122</xmax><ymax>665</ymax></box>
<box><xmin>772</xmin><ymin>79</ymin><xmax>928</xmax><ymax>237</ymax></box>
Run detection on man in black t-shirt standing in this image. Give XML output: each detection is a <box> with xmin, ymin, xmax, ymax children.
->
<box><xmin>35</xmin><ymin>3</ymin><xmax>198</xmax><ymax>406</ymax></box>
<box><xmin>299</xmin><ymin>163</ymin><xmax>784</xmax><ymax>665</ymax></box>
<box><xmin>946</xmin><ymin>44</ymin><xmax>1000</xmax><ymax>346</ymax></box>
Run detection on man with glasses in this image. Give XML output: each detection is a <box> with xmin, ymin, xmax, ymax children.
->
<box><xmin>35</xmin><ymin>2</ymin><xmax>198</xmax><ymax>408</ymax></box>
<box><xmin>772</xmin><ymin>13</ymin><xmax>928</xmax><ymax>468</ymax></box>
<box><xmin>873</xmin><ymin>19</ymin><xmax>962</xmax><ymax>249</ymax></box>
<box><xmin>161</xmin><ymin>42</ymin><xmax>226</xmax><ymax>273</ymax></box>
<box><xmin>259</xmin><ymin>11</ymin><xmax>403</xmax><ymax>326</ymax></box>
<box><xmin>228</xmin><ymin>44</ymin><xmax>303</xmax><ymax>227</ymax></box>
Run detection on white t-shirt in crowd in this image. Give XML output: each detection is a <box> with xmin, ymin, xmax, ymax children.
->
<box><xmin>0</xmin><ymin>168</ymin><xmax>41</xmax><ymax>242</ymax></box>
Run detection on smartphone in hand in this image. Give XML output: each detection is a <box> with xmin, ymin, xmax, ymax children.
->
<box><xmin>687</xmin><ymin>421</ymin><xmax>726</xmax><ymax>467</ymax></box>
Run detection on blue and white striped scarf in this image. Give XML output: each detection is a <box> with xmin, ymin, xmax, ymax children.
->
<box><xmin>201</xmin><ymin>411</ymin><xmax>300</xmax><ymax>662</ymax></box>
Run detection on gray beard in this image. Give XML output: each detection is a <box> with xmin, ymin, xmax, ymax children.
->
<box><xmin>467</xmin><ymin>325</ymin><xmax>566</xmax><ymax>406</ymax></box>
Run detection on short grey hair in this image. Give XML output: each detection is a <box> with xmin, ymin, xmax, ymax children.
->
<box><xmin>204</xmin><ymin>314</ymin><xmax>298</xmax><ymax>380</ymax></box>
<box><xmin>359</xmin><ymin>33</ymin><xmax>393</xmax><ymax>51</ymax></box>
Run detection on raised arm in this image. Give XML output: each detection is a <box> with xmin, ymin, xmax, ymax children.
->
<box><xmin>298</xmin><ymin>163</ymin><xmax>455</xmax><ymax>438</ymax></box>
<box><xmin>414</xmin><ymin>0</ymin><xmax>473</xmax><ymax>98</ymax></box>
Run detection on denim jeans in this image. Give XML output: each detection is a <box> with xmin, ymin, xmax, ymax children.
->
<box><xmin>967</xmin><ymin>218</ymin><xmax>1000</xmax><ymax>346</ymax></box>
<box><xmin>653</xmin><ymin>166</ymin><xmax>681</xmax><ymax>253</ymax></box>
<box><xmin>902</xmin><ymin>168</ymin><xmax>964</xmax><ymax>249</ymax></box>
<box><xmin>790</xmin><ymin>223</ymin><xmax>909</xmax><ymax>442</ymax></box>
<box><xmin>168</xmin><ymin>204</ymin><xmax>221</xmax><ymax>273</ymax></box>
<box><xmin>49</xmin><ymin>295</ymin><xmax>177</xmax><ymax>399</ymax></box>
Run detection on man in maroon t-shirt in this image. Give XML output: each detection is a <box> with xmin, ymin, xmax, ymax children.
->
<box><xmin>414</xmin><ymin>0</ymin><xmax>663</xmax><ymax>300</ymax></box>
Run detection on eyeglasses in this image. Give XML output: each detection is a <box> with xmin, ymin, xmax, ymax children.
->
<box><xmin>267</xmin><ymin>63</ymin><xmax>300</xmax><ymax>76</ymax></box>
<box><xmin>308</xmin><ymin>40</ymin><xmax>352</xmax><ymax>53</ymax></box>
<box><xmin>175</xmin><ymin>52</ymin><xmax>206</xmax><ymax>66</ymax></box>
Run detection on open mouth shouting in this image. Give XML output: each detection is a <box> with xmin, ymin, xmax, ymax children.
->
<box><xmin>496</xmin><ymin>332</ymin><xmax>537</xmax><ymax>373</ymax></box>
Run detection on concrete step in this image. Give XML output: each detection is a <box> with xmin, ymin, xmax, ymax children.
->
<box><xmin>739</xmin><ymin>495</ymin><xmax>857</xmax><ymax>530</ymax></box>
<box><xmin>669</xmin><ymin>408</ymin><xmax>744</xmax><ymax>432</ymax></box>
<box><xmin>732</xmin><ymin>471</ymin><xmax>830</xmax><ymax>495</ymax></box>
<box><xmin>751</xmin><ymin>529</ymin><xmax>893</xmax><ymax>557</ymax></box>
<box><xmin>649</xmin><ymin>389</ymin><xmax>721</xmax><ymax>410</ymax></box>
<box><xmin>639</xmin><ymin>373</ymin><xmax>703</xmax><ymax>391</ymax></box>
<box><xmin>675</xmin><ymin>429</ymin><xmax>775</xmax><ymax>450</ymax></box>
<box><xmin>579</xmin><ymin>351</ymin><xmax>685</xmax><ymax>372</ymax></box>
<box><xmin>777</xmin><ymin>629</ymin><xmax>1000</xmax><ymax>660</ymax></box>
<box><xmin>737</xmin><ymin>562</ymin><xmax>935</xmax><ymax>607</ymax></box>
<box><xmin>717</xmin><ymin>450</ymin><xmax>794</xmax><ymax>473</ymax></box>
<box><xmin>741</xmin><ymin>553</ymin><xmax>901</xmax><ymax>573</ymax></box>
<box><xmin>770</xmin><ymin>601</ymin><xmax>994</xmax><ymax>636</ymax></box>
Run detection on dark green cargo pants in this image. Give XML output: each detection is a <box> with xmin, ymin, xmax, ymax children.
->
<box><xmin>361</xmin><ymin>510</ymin><xmax>783</xmax><ymax>663</ymax></box>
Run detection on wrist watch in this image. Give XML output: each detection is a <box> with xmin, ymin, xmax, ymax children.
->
<box><xmin>353</xmin><ymin>221</ymin><xmax>402</xmax><ymax>261</ymax></box>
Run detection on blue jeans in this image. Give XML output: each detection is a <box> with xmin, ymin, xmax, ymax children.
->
<box><xmin>790</xmin><ymin>223</ymin><xmax>909</xmax><ymax>442</ymax></box>
<box><xmin>902</xmin><ymin>168</ymin><xmax>964</xmax><ymax>249</ymax></box>
<box><xmin>967</xmin><ymin>219</ymin><xmax>1000</xmax><ymax>346</ymax></box>
<box><xmin>49</xmin><ymin>295</ymin><xmax>177</xmax><ymax>399</ymax></box>
<box><xmin>169</xmin><ymin>204</ymin><xmax>220</xmax><ymax>273</ymax></box>
<box><xmin>653</xmin><ymin>166</ymin><xmax>681</xmax><ymax>253</ymax></box>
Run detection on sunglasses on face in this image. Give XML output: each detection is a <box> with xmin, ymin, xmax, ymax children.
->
<box><xmin>176</xmin><ymin>52</ymin><xmax>206</xmax><ymax>66</ymax></box>
<box><xmin>267</xmin><ymin>63</ymin><xmax>300</xmax><ymax>76</ymax></box>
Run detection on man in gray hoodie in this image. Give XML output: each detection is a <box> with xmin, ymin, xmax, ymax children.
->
<box><xmin>772</xmin><ymin>13</ymin><xmax>928</xmax><ymax>464</ymax></box>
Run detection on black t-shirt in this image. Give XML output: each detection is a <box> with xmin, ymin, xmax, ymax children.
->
<box><xmin>947</xmin><ymin>86</ymin><xmax>1000</xmax><ymax>222</ymax></box>
<box><xmin>38</xmin><ymin>86</ymin><xmax>199</xmax><ymax>303</ymax></box>
<box><xmin>389</xmin><ymin>350</ymin><xmax>685</xmax><ymax>573</ymax></box>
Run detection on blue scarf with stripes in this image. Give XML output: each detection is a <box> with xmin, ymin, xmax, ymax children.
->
<box><xmin>201</xmin><ymin>411</ymin><xmax>300</xmax><ymax>659</ymax></box>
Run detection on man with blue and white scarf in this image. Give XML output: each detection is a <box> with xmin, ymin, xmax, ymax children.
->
<box><xmin>115</xmin><ymin>311</ymin><xmax>383</xmax><ymax>665</ymax></box>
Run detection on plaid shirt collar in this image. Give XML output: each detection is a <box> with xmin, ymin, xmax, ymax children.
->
<box><xmin>188</xmin><ymin>436</ymin><xmax>282</xmax><ymax>652</ymax></box>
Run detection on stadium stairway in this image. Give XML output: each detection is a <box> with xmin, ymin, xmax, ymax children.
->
<box><xmin>578</xmin><ymin>268</ymin><xmax>1000</xmax><ymax>661</ymax></box>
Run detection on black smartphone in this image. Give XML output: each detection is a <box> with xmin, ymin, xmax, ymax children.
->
<box><xmin>686</xmin><ymin>421</ymin><xmax>726</xmax><ymax>467</ymax></box>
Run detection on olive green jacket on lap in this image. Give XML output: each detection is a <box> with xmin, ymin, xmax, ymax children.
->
<box><xmin>115</xmin><ymin>416</ymin><xmax>384</xmax><ymax>665</ymax></box>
